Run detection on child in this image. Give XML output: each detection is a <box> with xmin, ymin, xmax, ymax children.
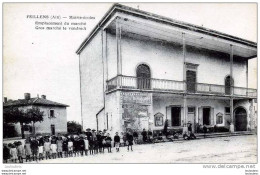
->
<box><xmin>126</xmin><ymin>131</ymin><xmax>133</xmax><ymax>151</ymax></box>
<box><xmin>38</xmin><ymin>137</ymin><xmax>44</xmax><ymax>161</ymax></box>
<box><xmin>62</xmin><ymin>137</ymin><xmax>68</xmax><ymax>158</ymax></box>
<box><xmin>24</xmin><ymin>139</ymin><xmax>32</xmax><ymax>162</ymax></box>
<box><xmin>43</xmin><ymin>138</ymin><xmax>51</xmax><ymax>160</ymax></box>
<box><xmin>50</xmin><ymin>136</ymin><xmax>57</xmax><ymax>159</ymax></box>
<box><xmin>78</xmin><ymin>137</ymin><xmax>85</xmax><ymax>156</ymax></box>
<box><xmin>67</xmin><ymin>138</ymin><xmax>73</xmax><ymax>157</ymax></box>
<box><xmin>83</xmin><ymin>136</ymin><xmax>89</xmax><ymax>156</ymax></box>
<box><xmin>105</xmin><ymin>133</ymin><xmax>112</xmax><ymax>153</ymax></box>
<box><xmin>89</xmin><ymin>136</ymin><xmax>94</xmax><ymax>155</ymax></box>
<box><xmin>56</xmin><ymin>137</ymin><xmax>63</xmax><ymax>158</ymax></box>
<box><xmin>30</xmin><ymin>137</ymin><xmax>39</xmax><ymax>161</ymax></box>
<box><xmin>17</xmin><ymin>141</ymin><xmax>25</xmax><ymax>163</ymax></box>
<box><xmin>114</xmin><ymin>132</ymin><xmax>120</xmax><ymax>152</ymax></box>
<box><xmin>3</xmin><ymin>143</ymin><xmax>10</xmax><ymax>163</ymax></box>
<box><xmin>9</xmin><ymin>144</ymin><xmax>18</xmax><ymax>163</ymax></box>
<box><xmin>73</xmin><ymin>137</ymin><xmax>79</xmax><ymax>157</ymax></box>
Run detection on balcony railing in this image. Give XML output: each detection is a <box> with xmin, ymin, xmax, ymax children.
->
<box><xmin>106</xmin><ymin>75</ymin><xmax>257</xmax><ymax>98</ymax></box>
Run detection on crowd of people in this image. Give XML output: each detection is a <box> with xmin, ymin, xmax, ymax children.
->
<box><xmin>3</xmin><ymin>129</ymin><xmax>136</xmax><ymax>163</ymax></box>
<box><xmin>3</xmin><ymin>127</ymin><xmax>197</xmax><ymax>163</ymax></box>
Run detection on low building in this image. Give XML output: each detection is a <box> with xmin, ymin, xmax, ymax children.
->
<box><xmin>3</xmin><ymin>93</ymin><xmax>69</xmax><ymax>137</ymax></box>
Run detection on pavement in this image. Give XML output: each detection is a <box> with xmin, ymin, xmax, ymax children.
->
<box><xmin>33</xmin><ymin>135</ymin><xmax>257</xmax><ymax>163</ymax></box>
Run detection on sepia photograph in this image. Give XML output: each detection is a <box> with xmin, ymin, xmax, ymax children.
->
<box><xmin>2</xmin><ymin>2</ymin><xmax>257</xmax><ymax>166</ymax></box>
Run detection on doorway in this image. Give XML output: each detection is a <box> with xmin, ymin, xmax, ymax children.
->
<box><xmin>51</xmin><ymin>124</ymin><xmax>55</xmax><ymax>135</ymax></box>
<box><xmin>187</xmin><ymin>107</ymin><xmax>196</xmax><ymax>132</ymax></box>
<box><xmin>235</xmin><ymin>107</ymin><xmax>247</xmax><ymax>131</ymax></box>
<box><xmin>171</xmin><ymin>107</ymin><xmax>181</xmax><ymax>126</ymax></box>
<box><xmin>203</xmin><ymin>107</ymin><xmax>211</xmax><ymax>125</ymax></box>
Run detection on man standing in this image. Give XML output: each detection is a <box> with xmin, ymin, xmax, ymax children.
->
<box><xmin>114</xmin><ymin>132</ymin><xmax>120</xmax><ymax>152</ymax></box>
<box><xmin>141</xmin><ymin>129</ymin><xmax>147</xmax><ymax>143</ymax></box>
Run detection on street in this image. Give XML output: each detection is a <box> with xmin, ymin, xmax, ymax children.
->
<box><xmin>36</xmin><ymin>135</ymin><xmax>257</xmax><ymax>163</ymax></box>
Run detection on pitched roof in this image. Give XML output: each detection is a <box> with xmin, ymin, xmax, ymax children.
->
<box><xmin>3</xmin><ymin>97</ymin><xmax>69</xmax><ymax>108</ymax></box>
<box><xmin>76</xmin><ymin>3</ymin><xmax>257</xmax><ymax>55</ymax></box>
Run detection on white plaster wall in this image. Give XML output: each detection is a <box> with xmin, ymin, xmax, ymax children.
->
<box><xmin>14</xmin><ymin>105</ymin><xmax>67</xmax><ymax>136</ymax></box>
<box><xmin>105</xmin><ymin>91</ymin><xmax>121</xmax><ymax>136</ymax></box>
<box><xmin>79</xmin><ymin>31</ymin><xmax>104</xmax><ymax>131</ymax></box>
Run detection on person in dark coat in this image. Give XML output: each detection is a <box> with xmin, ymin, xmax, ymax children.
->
<box><xmin>73</xmin><ymin>137</ymin><xmax>80</xmax><ymax>157</ymax></box>
<box><xmin>89</xmin><ymin>136</ymin><xmax>94</xmax><ymax>155</ymax></box>
<box><xmin>96</xmin><ymin>131</ymin><xmax>103</xmax><ymax>153</ymax></box>
<box><xmin>104</xmin><ymin>133</ymin><xmax>112</xmax><ymax>153</ymax></box>
<box><xmin>3</xmin><ymin>143</ymin><xmax>10</xmax><ymax>163</ymax></box>
<box><xmin>133</xmin><ymin>131</ymin><xmax>138</xmax><ymax>144</ymax></box>
<box><xmin>62</xmin><ymin>137</ymin><xmax>68</xmax><ymax>158</ymax></box>
<box><xmin>114</xmin><ymin>132</ymin><xmax>121</xmax><ymax>152</ymax></box>
<box><xmin>78</xmin><ymin>137</ymin><xmax>85</xmax><ymax>156</ymax></box>
<box><xmin>141</xmin><ymin>129</ymin><xmax>147</xmax><ymax>143</ymax></box>
<box><xmin>30</xmin><ymin>137</ymin><xmax>39</xmax><ymax>161</ymax></box>
<box><xmin>126</xmin><ymin>131</ymin><xmax>134</xmax><ymax>151</ymax></box>
<box><xmin>148</xmin><ymin>129</ymin><xmax>153</xmax><ymax>143</ymax></box>
<box><xmin>203</xmin><ymin>124</ymin><xmax>207</xmax><ymax>138</ymax></box>
<box><xmin>86</xmin><ymin>128</ymin><xmax>93</xmax><ymax>141</ymax></box>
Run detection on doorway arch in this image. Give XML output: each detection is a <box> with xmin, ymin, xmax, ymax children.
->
<box><xmin>234</xmin><ymin>107</ymin><xmax>247</xmax><ymax>131</ymax></box>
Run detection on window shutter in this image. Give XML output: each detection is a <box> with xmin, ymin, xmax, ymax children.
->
<box><xmin>198</xmin><ymin>107</ymin><xmax>203</xmax><ymax>125</ymax></box>
<box><xmin>211</xmin><ymin>107</ymin><xmax>214</xmax><ymax>125</ymax></box>
<box><xmin>166</xmin><ymin>107</ymin><xmax>171</xmax><ymax>126</ymax></box>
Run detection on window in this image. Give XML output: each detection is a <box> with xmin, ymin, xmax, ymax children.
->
<box><xmin>188</xmin><ymin>107</ymin><xmax>195</xmax><ymax>113</ymax></box>
<box><xmin>136</xmin><ymin>64</ymin><xmax>151</xmax><ymax>89</ymax></box>
<box><xmin>154</xmin><ymin>112</ymin><xmax>164</xmax><ymax>126</ymax></box>
<box><xmin>216</xmin><ymin>113</ymin><xmax>223</xmax><ymax>124</ymax></box>
<box><xmin>225</xmin><ymin>107</ymin><xmax>230</xmax><ymax>114</ymax></box>
<box><xmin>50</xmin><ymin>110</ymin><xmax>55</xmax><ymax>118</ymax></box>
<box><xmin>225</xmin><ymin>76</ymin><xmax>234</xmax><ymax>95</ymax></box>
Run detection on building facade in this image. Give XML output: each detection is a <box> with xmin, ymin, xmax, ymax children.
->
<box><xmin>77</xmin><ymin>4</ymin><xmax>257</xmax><ymax>136</ymax></box>
<box><xmin>3</xmin><ymin>93</ymin><xmax>68</xmax><ymax>137</ymax></box>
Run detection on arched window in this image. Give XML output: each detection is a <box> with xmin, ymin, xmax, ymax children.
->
<box><xmin>225</xmin><ymin>75</ymin><xmax>234</xmax><ymax>95</ymax></box>
<box><xmin>136</xmin><ymin>64</ymin><xmax>151</xmax><ymax>89</ymax></box>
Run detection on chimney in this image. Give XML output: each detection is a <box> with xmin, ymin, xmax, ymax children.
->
<box><xmin>41</xmin><ymin>95</ymin><xmax>46</xmax><ymax>99</ymax></box>
<box><xmin>4</xmin><ymin>97</ymin><xmax>7</xmax><ymax>103</ymax></box>
<box><xmin>24</xmin><ymin>93</ymin><xmax>31</xmax><ymax>100</ymax></box>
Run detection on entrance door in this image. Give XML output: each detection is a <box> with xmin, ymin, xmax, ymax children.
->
<box><xmin>203</xmin><ymin>107</ymin><xmax>210</xmax><ymax>125</ymax></box>
<box><xmin>186</xmin><ymin>70</ymin><xmax>196</xmax><ymax>93</ymax></box>
<box><xmin>235</xmin><ymin>107</ymin><xmax>247</xmax><ymax>131</ymax></box>
<box><xmin>171</xmin><ymin>107</ymin><xmax>181</xmax><ymax>126</ymax></box>
<box><xmin>187</xmin><ymin>107</ymin><xmax>196</xmax><ymax>132</ymax></box>
<box><xmin>51</xmin><ymin>124</ymin><xmax>55</xmax><ymax>135</ymax></box>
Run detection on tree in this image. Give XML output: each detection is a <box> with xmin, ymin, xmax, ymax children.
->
<box><xmin>26</xmin><ymin>106</ymin><xmax>44</xmax><ymax>135</ymax></box>
<box><xmin>3</xmin><ymin>107</ymin><xmax>28</xmax><ymax>138</ymax></box>
<box><xmin>67</xmin><ymin>121</ymin><xmax>82</xmax><ymax>134</ymax></box>
<box><xmin>3</xmin><ymin>106</ymin><xmax>44</xmax><ymax>138</ymax></box>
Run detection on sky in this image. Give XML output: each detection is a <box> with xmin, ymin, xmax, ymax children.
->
<box><xmin>3</xmin><ymin>3</ymin><xmax>257</xmax><ymax>123</ymax></box>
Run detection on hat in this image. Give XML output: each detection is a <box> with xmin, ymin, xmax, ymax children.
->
<box><xmin>92</xmin><ymin>129</ymin><xmax>96</xmax><ymax>131</ymax></box>
<box><xmin>86</xmin><ymin>128</ymin><xmax>91</xmax><ymax>131</ymax></box>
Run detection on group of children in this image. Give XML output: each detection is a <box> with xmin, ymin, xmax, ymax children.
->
<box><xmin>3</xmin><ymin>129</ymin><xmax>135</xmax><ymax>163</ymax></box>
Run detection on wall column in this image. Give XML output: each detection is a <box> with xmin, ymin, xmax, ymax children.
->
<box><xmin>116</xmin><ymin>17</ymin><xmax>122</xmax><ymax>75</ymax></box>
<box><xmin>230</xmin><ymin>44</ymin><xmax>234</xmax><ymax>133</ymax></box>
<box><xmin>182</xmin><ymin>33</ymin><xmax>188</xmax><ymax>134</ymax></box>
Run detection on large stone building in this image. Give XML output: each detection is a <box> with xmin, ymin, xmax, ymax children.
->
<box><xmin>3</xmin><ymin>93</ymin><xmax>68</xmax><ymax>137</ymax></box>
<box><xmin>77</xmin><ymin>4</ymin><xmax>257</xmax><ymax>136</ymax></box>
